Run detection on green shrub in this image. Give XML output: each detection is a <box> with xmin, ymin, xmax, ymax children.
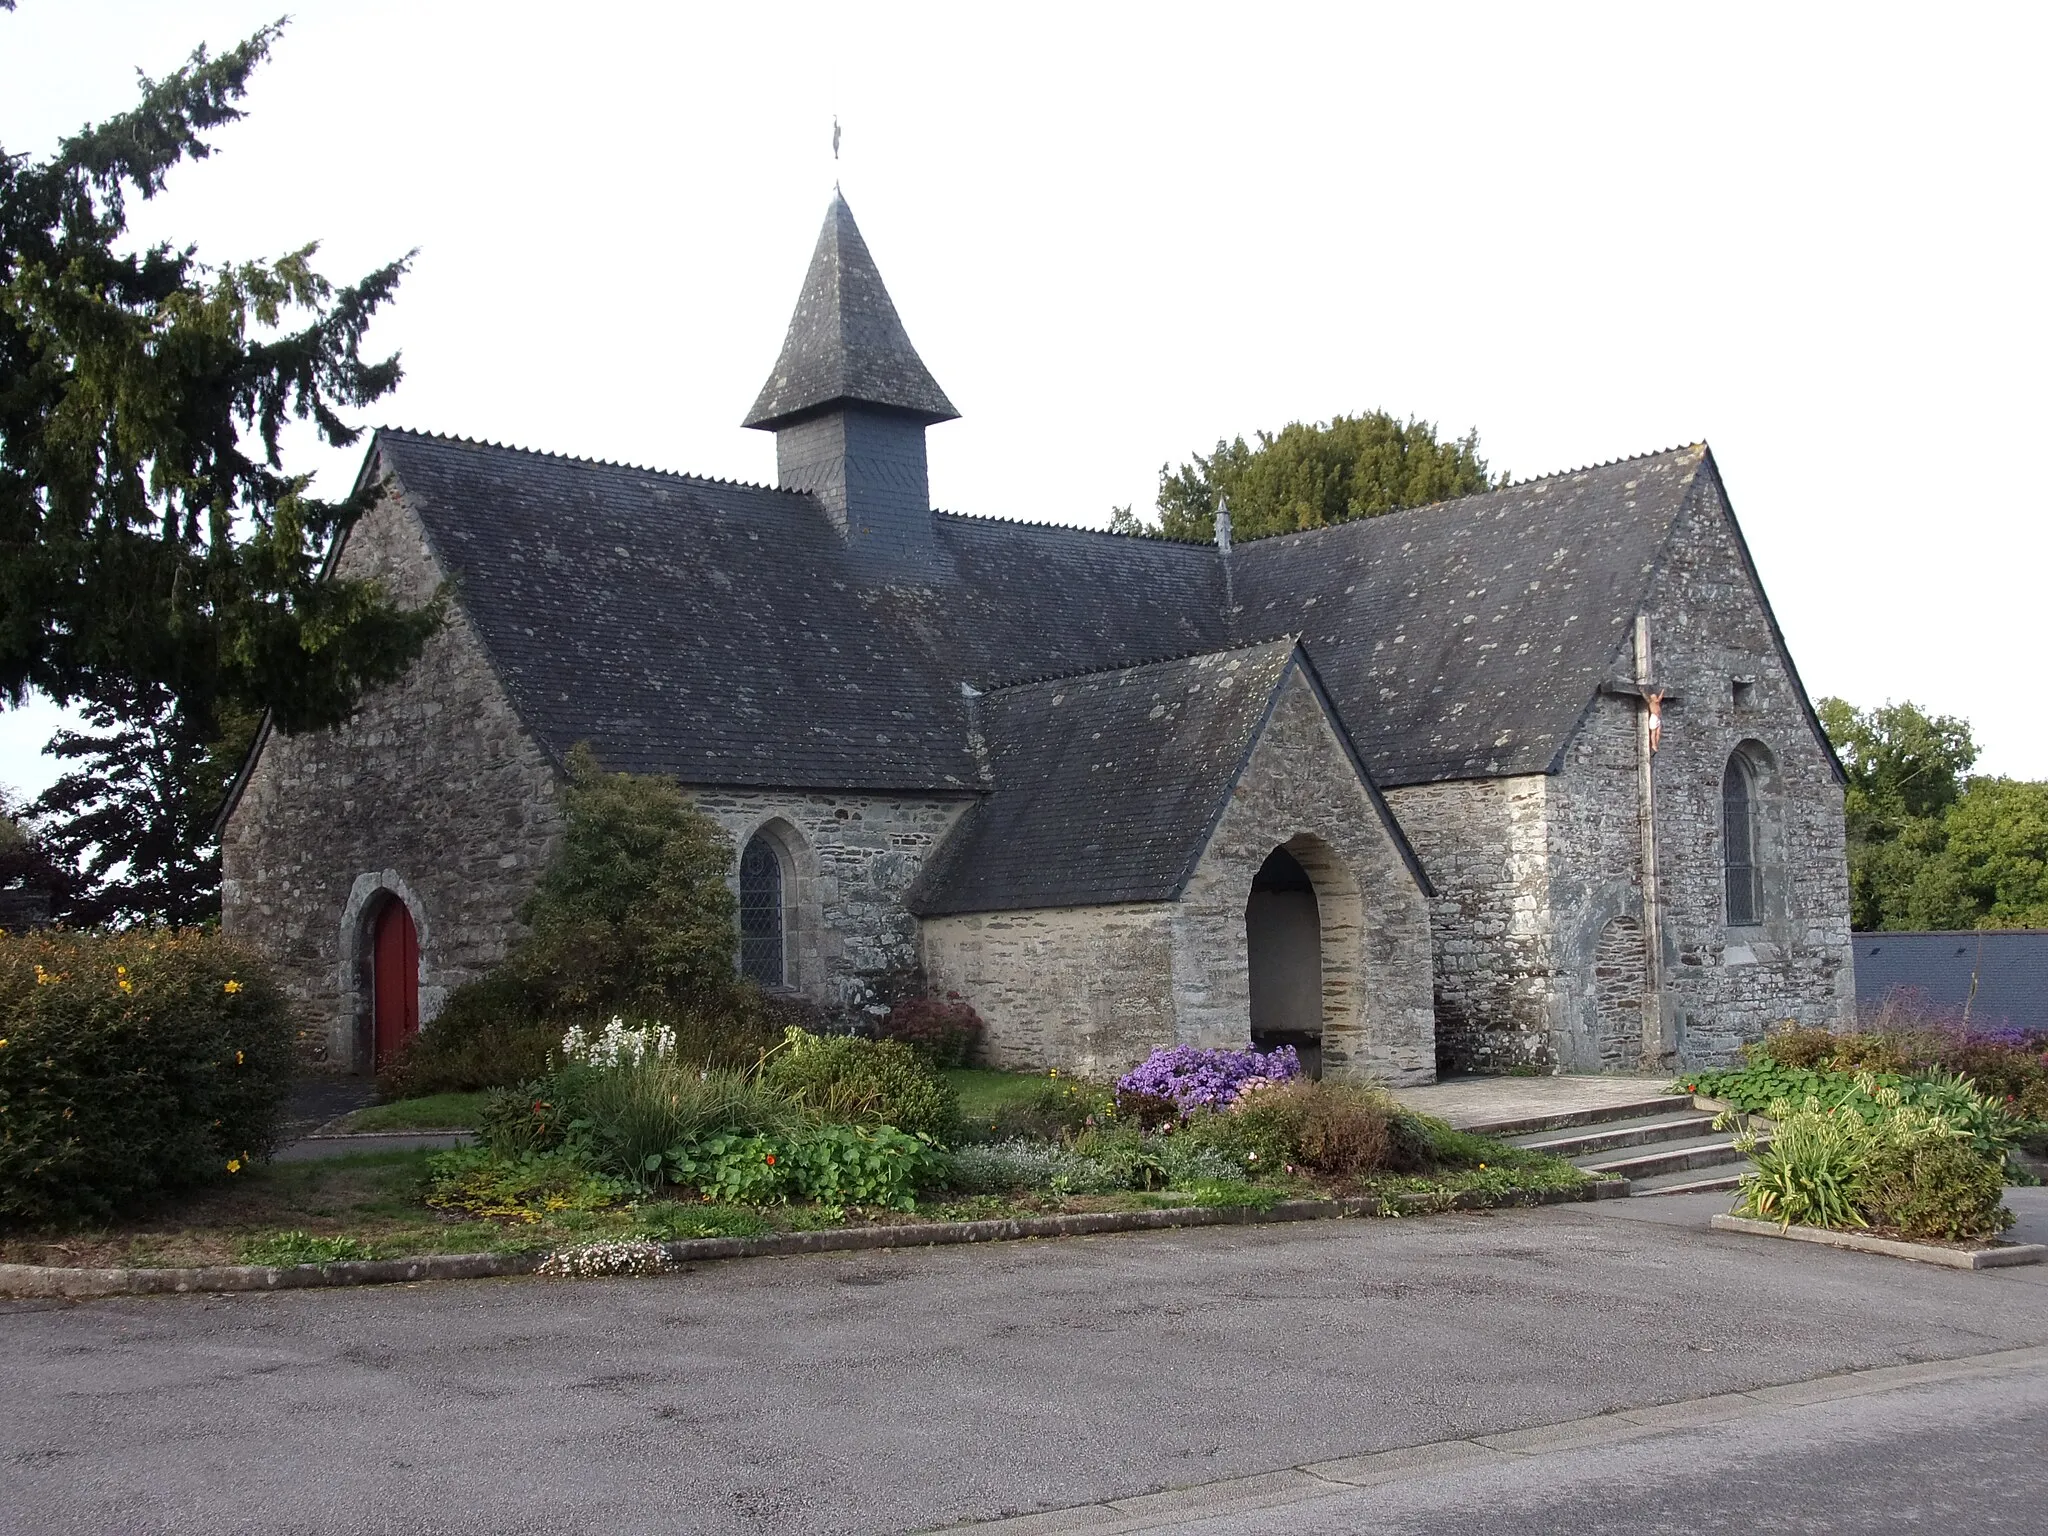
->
<box><xmin>1860</xmin><ymin>1136</ymin><xmax>2015</xmax><ymax>1242</ymax></box>
<box><xmin>1725</xmin><ymin>1074</ymin><xmax>2017</xmax><ymax>1237</ymax></box>
<box><xmin>662</xmin><ymin>1124</ymin><xmax>941</xmax><ymax>1210</ymax></box>
<box><xmin>240</xmin><ymin>1230</ymin><xmax>375</xmax><ymax>1266</ymax></box>
<box><xmin>760</xmin><ymin>1029</ymin><xmax>958</xmax><ymax>1140</ymax></box>
<box><xmin>943</xmin><ymin>1138</ymin><xmax>1108</xmax><ymax>1193</ymax></box>
<box><xmin>376</xmin><ymin>971</ymin><xmax>555</xmax><ymax>1099</ymax></box>
<box><xmin>0</xmin><ymin>928</ymin><xmax>294</xmax><ymax>1224</ymax></box>
<box><xmin>1189</xmin><ymin>1081</ymin><xmax>1399</xmax><ymax>1178</ymax></box>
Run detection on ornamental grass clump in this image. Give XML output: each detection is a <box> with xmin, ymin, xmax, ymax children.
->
<box><xmin>0</xmin><ymin>928</ymin><xmax>293</xmax><ymax>1224</ymax></box>
<box><xmin>759</xmin><ymin>1028</ymin><xmax>957</xmax><ymax>1140</ymax></box>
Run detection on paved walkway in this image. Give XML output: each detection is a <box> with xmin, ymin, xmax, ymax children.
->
<box><xmin>1389</xmin><ymin>1073</ymin><xmax>1678</xmax><ymax>1131</ymax></box>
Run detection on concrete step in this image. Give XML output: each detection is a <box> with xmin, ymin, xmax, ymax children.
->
<box><xmin>1580</xmin><ymin>1132</ymin><xmax>1762</xmax><ymax>1183</ymax></box>
<box><xmin>1456</xmin><ymin>1093</ymin><xmax>1694</xmax><ymax>1140</ymax></box>
<box><xmin>1511</xmin><ymin>1112</ymin><xmax>1723</xmax><ymax>1161</ymax></box>
<box><xmin>1626</xmin><ymin>1164</ymin><xmax>1754</xmax><ymax>1198</ymax></box>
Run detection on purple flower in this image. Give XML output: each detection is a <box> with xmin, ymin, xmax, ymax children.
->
<box><xmin>1116</xmin><ymin>1044</ymin><xmax>1302</xmax><ymax>1115</ymax></box>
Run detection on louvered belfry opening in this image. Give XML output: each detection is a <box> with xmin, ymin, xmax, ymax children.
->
<box><xmin>1723</xmin><ymin>755</ymin><xmax>1761</xmax><ymax>926</ymax></box>
<box><xmin>739</xmin><ymin>832</ymin><xmax>787</xmax><ymax>987</ymax></box>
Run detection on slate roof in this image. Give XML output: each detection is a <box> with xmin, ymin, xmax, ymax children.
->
<box><xmin>1853</xmin><ymin>931</ymin><xmax>2048</xmax><ymax>1034</ymax></box>
<box><xmin>908</xmin><ymin>641</ymin><xmax>1304</xmax><ymax>915</ymax></box>
<box><xmin>1232</xmin><ymin>447</ymin><xmax>1707</xmax><ymax>785</ymax></box>
<box><xmin>743</xmin><ymin>194</ymin><xmax>959</xmax><ymax>430</ymax></box>
<box><xmin>363</xmin><ymin>433</ymin><xmax>1739</xmax><ymax>799</ymax></box>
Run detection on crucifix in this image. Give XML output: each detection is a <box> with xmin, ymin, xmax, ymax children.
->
<box><xmin>1601</xmin><ymin>616</ymin><xmax>1681</xmax><ymax>1069</ymax></box>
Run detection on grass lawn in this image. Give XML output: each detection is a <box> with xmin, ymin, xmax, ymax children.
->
<box><xmin>946</xmin><ymin>1066</ymin><xmax>1100</xmax><ymax>1120</ymax></box>
<box><xmin>340</xmin><ymin>1091</ymin><xmax>491</xmax><ymax>1133</ymax></box>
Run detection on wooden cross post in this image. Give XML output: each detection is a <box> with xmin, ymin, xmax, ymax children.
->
<box><xmin>1599</xmin><ymin>617</ymin><xmax>1683</xmax><ymax>1071</ymax></box>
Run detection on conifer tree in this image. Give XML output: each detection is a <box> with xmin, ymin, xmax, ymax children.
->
<box><xmin>0</xmin><ymin>19</ymin><xmax>441</xmax><ymax>920</ymax></box>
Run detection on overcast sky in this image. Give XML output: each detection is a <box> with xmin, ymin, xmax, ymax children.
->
<box><xmin>2</xmin><ymin>2</ymin><xmax>2043</xmax><ymax>795</ymax></box>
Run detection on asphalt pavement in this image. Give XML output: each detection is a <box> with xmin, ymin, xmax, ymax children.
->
<box><xmin>2</xmin><ymin>1190</ymin><xmax>2044</xmax><ymax>1535</ymax></box>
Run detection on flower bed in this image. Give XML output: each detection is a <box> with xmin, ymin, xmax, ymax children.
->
<box><xmin>0</xmin><ymin>1042</ymin><xmax>1594</xmax><ymax>1280</ymax></box>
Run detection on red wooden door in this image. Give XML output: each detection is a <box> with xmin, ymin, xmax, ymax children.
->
<box><xmin>372</xmin><ymin>900</ymin><xmax>420</xmax><ymax>1069</ymax></box>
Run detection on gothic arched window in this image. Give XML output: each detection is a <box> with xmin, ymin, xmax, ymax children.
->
<box><xmin>738</xmin><ymin>832</ymin><xmax>787</xmax><ymax>986</ymax></box>
<box><xmin>1723</xmin><ymin>754</ymin><xmax>1761</xmax><ymax>927</ymax></box>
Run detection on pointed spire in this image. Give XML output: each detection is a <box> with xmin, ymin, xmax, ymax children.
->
<box><xmin>743</xmin><ymin>193</ymin><xmax>959</xmax><ymax>431</ymax></box>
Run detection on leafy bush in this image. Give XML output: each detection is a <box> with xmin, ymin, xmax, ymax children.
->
<box><xmin>663</xmin><ymin>1124</ymin><xmax>941</xmax><ymax>1210</ymax></box>
<box><xmin>1724</xmin><ymin>1074</ymin><xmax>2017</xmax><ymax>1238</ymax></box>
<box><xmin>0</xmin><ymin>928</ymin><xmax>294</xmax><ymax>1224</ymax></box>
<box><xmin>1692</xmin><ymin>1059</ymin><xmax>2029</xmax><ymax>1163</ymax></box>
<box><xmin>878</xmin><ymin>994</ymin><xmax>984</xmax><ymax>1068</ymax></box>
<box><xmin>240</xmin><ymin>1230</ymin><xmax>375</xmax><ymax>1266</ymax></box>
<box><xmin>1860</xmin><ymin>1136</ymin><xmax>2014</xmax><ymax>1242</ymax></box>
<box><xmin>375</xmin><ymin>971</ymin><xmax>556</xmax><ymax>1099</ymax></box>
<box><xmin>424</xmin><ymin>1148</ymin><xmax>634</xmax><ymax>1222</ymax></box>
<box><xmin>1115</xmin><ymin>1043</ymin><xmax>1303</xmax><ymax>1117</ymax></box>
<box><xmin>760</xmin><ymin>1028</ymin><xmax>958</xmax><ymax>1140</ymax></box>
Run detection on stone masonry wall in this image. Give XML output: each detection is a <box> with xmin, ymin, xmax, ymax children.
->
<box><xmin>1172</xmin><ymin>665</ymin><xmax>1437</xmax><ymax>1086</ymax></box>
<box><xmin>920</xmin><ymin>904</ymin><xmax>1179</xmax><ymax>1076</ymax></box>
<box><xmin>688</xmin><ymin>792</ymin><xmax>969</xmax><ymax>1017</ymax></box>
<box><xmin>1631</xmin><ymin>475</ymin><xmax>1855</xmax><ymax>1063</ymax></box>
<box><xmin>921</xmin><ymin>664</ymin><xmax>1436</xmax><ymax>1084</ymax></box>
<box><xmin>1382</xmin><ymin>775</ymin><xmax>1556</xmax><ymax>1074</ymax></box>
<box><xmin>221</xmin><ymin>483</ymin><xmax>564</xmax><ymax>1070</ymax></box>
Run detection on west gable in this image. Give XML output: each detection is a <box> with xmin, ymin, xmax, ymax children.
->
<box><xmin>220</xmin><ymin>471</ymin><xmax>565</xmax><ymax>1067</ymax></box>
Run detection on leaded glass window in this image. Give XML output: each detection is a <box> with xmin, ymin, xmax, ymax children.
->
<box><xmin>1723</xmin><ymin>756</ymin><xmax>1760</xmax><ymax>926</ymax></box>
<box><xmin>739</xmin><ymin>833</ymin><xmax>786</xmax><ymax>986</ymax></box>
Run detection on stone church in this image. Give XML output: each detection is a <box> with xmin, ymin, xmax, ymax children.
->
<box><xmin>219</xmin><ymin>194</ymin><xmax>1856</xmax><ymax>1085</ymax></box>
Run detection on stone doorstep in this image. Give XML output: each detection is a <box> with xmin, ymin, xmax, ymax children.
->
<box><xmin>0</xmin><ymin>1181</ymin><xmax>1626</xmax><ymax>1300</ymax></box>
<box><xmin>1444</xmin><ymin>1096</ymin><xmax>1689</xmax><ymax>1141</ymax></box>
<box><xmin>1709</xmin><ymin>1213</ymin><xmax>2048</xmax><ymax>1270</ymax></box>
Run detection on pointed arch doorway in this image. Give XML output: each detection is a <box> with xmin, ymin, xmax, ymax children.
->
<box><xmin>371</xmin><ymin>897</ymin><xmax>421</xmax><ymax>1070</ymax></box>
<box><xmin>1247</xmin><ymin>844</ymin><xmax>1324</xmax><ymax>1078</ymax></box>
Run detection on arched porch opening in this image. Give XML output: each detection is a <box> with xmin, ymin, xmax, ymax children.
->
<box><xmin>1247</xmin><ymin>844</ymin><xmax>1325</xmax><ymax>1077</ymax></box>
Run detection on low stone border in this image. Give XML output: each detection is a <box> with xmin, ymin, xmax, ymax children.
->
<box><xmin>1709</xmin><ymin>1212</ymin><xmax>2046</xmax><ymax>1270</ymax></box>
<box><xmin>0</xmin><ymin>1179</ymin><xmax>1625</xmax><ymax>1299</ymax></box>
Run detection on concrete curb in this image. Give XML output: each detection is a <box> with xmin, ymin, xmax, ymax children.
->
<box><xmin>0</xmin><ymin>1178</ymin><xmax>1624</xmax><ymax>1299</ymax></box>
<box><xmin>1709</xmin><ymin>1212</ymin><xmax>2047</xmax><ymax>1269</ymax></box>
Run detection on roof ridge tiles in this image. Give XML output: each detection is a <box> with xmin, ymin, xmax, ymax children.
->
<box><xmin>981</xmin><ymin>634</ymin><xmax>1300</xmax><ymax>695</ymax></box>
<box><xmin>1226</xmin><ymin>442</ymin><xmax>1706</xmax><ymax>552</ymax></box>
<box><xmin>933</xmin><ymin>507</ymin><xmax>1212</xmax><ymax>546</ymax></box>
<box><xmin>376</xmin><ymin>426</ymin><xmax>804</xmax><ymax>497</ymax></box>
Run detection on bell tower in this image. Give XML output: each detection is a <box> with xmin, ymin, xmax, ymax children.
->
<box><xmin>744</xmin><ymin>194</ymin><xmax>958</xmax><ymax>579</ymax></box>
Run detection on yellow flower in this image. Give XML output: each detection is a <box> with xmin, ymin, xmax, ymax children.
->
<box><xmin>117</xmin><ymin>979</ymin><xmax>133</xmax><ymax>994</ymax></box>
<box><xmin>226</xmin><ymin>1159</ymin><xmax>242</xmax><ymax>1174</ymax></box>
<box><xmin>235</xmin><ymin>1051</ymin><xmax>245</xmax><ymax>1065</ymax></box>
<box><xmin>223</xmin><ymin>979</ymin><xmax>243</xmax><ymax>995</ymax></box>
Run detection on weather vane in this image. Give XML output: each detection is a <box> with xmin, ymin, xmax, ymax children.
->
<box><xmin>832</xmin><ymin>116</ymin><xmax>841</xmax><ymax>162</ymax></box>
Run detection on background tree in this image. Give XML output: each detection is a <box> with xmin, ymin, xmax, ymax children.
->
<box><xmin>1817</xmin><ymin>697</ymin><xmax>2048</xmax><ymax>930</ymax></box>
<box><xmin>1</xmin><ymin>20</ymin><xmax>440</xmax><ymax>921</ymax></box>
<box><xmin>1111</xmin><ymin>411</ymin><xmax>1495</xmax><ymax>541</ymax></box>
